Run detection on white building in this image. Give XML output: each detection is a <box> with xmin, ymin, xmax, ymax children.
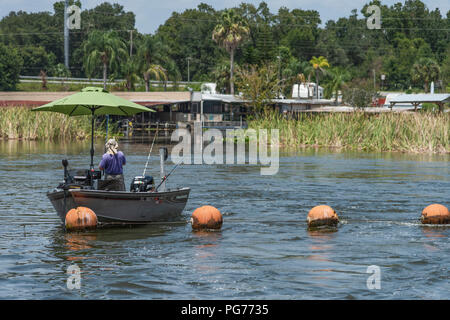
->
<box><xmin>292</xmin><ymin>82</ymin><xmax>323</xmax><ymax>99</ymax></box>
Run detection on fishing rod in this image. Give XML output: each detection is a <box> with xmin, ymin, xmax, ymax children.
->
<box><xmin>155</xmin><ymin>161</ymin><xmax>182</xmax><ymax>192</ymax></box>
<box><xmin>143</xmin><ymin>122</ymin><xmax>159</xmax><ymax>176</ymax></box>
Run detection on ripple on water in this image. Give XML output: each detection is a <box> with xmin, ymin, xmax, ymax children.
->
<box><xmin>0</xmin><ymin>140</ymin><xmax>449</xmax><ymax>299</ymax></box>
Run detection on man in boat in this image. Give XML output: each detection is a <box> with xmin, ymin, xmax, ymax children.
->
<box><xmin>99</xmin><ymin>138</ymin><xmax>126</xmax><ymax>191</ymax></box>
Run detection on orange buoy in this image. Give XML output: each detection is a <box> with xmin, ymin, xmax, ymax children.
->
<box><xmin>65</xmin><ymin>207</ymin><xmax>98</xmax><ymax>231</ymax></box>
<box><xmin>421</xmin><ymin>204</ymin><xmax>450</xmax><ymax>224</ymax></box>
<box><xmin>307</xmin><ymin>205</ymin><xmax>339</xmax><ymax>228</ymax></box>
<box><xmin>191</xmin><ymin>205</ymin><xmax>223</xmax><ymax>230</ymax></box>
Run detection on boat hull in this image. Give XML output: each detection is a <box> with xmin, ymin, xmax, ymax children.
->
<box><xmin>47</xmin><ymin>188</ymin><xmax>190</xmax><ymax>224</ymax></box>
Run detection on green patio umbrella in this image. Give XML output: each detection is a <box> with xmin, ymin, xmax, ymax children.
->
<box><xmin>32</xmin><ymin>87</ymin><xmax>154</xmax><ymax>169</ymax></box>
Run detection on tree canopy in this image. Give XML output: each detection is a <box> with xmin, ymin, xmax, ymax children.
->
<box><xmin>0</xmin><ymin>0</ymin><xmax>448</xmax><ymax>93</ymax></box>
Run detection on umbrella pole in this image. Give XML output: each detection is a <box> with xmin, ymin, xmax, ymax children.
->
<box><xmin>90</xmin><ymin>110</ymin><xmax>95</xmax><ymax>170</ymax></box>
<box><xmin>106</xmin><ymin>114</ymin><xmax>109</xmax><ymax>142</ymax></box>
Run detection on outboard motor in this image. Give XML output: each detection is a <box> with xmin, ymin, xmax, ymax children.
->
<box><xmin>130</xmin><ymin>175</ymin><xmax>155</xmax><ymax>192</ymax></box>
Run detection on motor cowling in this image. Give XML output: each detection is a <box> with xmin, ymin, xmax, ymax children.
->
<box><xmin>130</xmin><ymin>176</ymin><xmax>155</xmax><ymax>192</ymax></box>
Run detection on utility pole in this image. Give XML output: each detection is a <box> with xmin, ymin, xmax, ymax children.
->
<box><xmin>64</xmin><ymin>0</ymin><xmax>69</xmax><ymax>68</ymax></box>
<box><xmin>129</xmin><ymin>30</ymin><xmax>133</xmax><ymax>57</ymax></box>
<box><xmin>187</xmin><ymin>57</ymin><xmax>191</xmax><ymax>82</ymax></box>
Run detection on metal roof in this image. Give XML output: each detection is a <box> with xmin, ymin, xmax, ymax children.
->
<box><xmin>193</xmin><ymin>93</ymin><xmax>334</xmax><ymax>105</ymax></box>
<box><xmin>200</xmin><ymin>93</ymin><xmax>248</xmax><ymax>103</ymax></box>
<box><xmin>389</xmin><ymin>93</ymin><xmax>450</xmax><ymax>104</ymax></box>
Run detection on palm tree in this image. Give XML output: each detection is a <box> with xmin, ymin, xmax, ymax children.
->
<box><xmin>145</xmin><ymin>64</ymin><xmax>167</xmax><ymax>91</ymax></box>
<box><xmin>164</xmin><ymin>59</ymin><xmax>181</xmax><ymax>91</ymax></box>
<box><xmin>309</xmin><ymin>56</ymin><xmax>330</xmax><ymax>99</ymax></box>
<box><xmin>411</xmin><ymin>58</ymin><xmax>440</xmax><ymax>93</ymax></box>
<box><xmin>137</xmin><ymin>35</ymin><xmax>168</xmax><ymax>92</ymax></box>
<box><xmin>325</xmin><ymin>67</ymin><xmax>350</xmax><ymax>104</ymax></box>
<box><xmin>212</xmin><ymin>9</ymin><xmax>250</xmax><ymax>95</ymax></box>
<box><xmin>213</xmin><ymin>60</ymin><xmax>231</xmax><ymax>94</ymax></box>
<box><xmin>82</xmin><ymin>30</ymin><xmax>127</xmax><ymax>89</ymax></box>
<box><xmin>122</xmin><ymin>56</ymin><xmax>140</xmax><ymax>91</ymax></box>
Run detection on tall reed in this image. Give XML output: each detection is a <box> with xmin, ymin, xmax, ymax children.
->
<box><xmin>248</xmin><ymin>111</ymin><xmax>449</xmax><ymax>153</ymax></box>
<box><xmin>0</xmin><ymin>106</ymin><xmax>108</xmax><ymax>140</ymax></box>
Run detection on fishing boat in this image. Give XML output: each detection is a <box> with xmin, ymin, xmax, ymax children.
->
<box><xmin>32</xmin><ymin>87</ymin><xmax>190</xmax><ymax>225</ymax></box>
<box><xmin>47</xmin><ymin>158</ymin><xmax>190</xmax><ymax>224</ymax></box>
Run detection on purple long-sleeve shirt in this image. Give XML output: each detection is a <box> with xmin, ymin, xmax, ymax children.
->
<box><xmin>99</xmin><ymin>151</ymin><xmax>126</xmax><ymax>175</ymax></box>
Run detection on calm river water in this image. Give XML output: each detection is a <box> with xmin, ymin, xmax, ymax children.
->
<box><xmin>0</xmin><ymin>139</ymin><xmax>449</xmax><ymax>299</ymax></box>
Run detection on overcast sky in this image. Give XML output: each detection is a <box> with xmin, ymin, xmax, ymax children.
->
<box><xmin>1</xmin><ymin>0</ymin><xmax>449</xmax><ymax>33</ymax></box>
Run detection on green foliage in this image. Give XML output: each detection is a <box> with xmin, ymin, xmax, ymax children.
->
<box><xmin>249</xmin><ymin>111</ymin><xmax>449</xmax><ymax>153</ymax></box>
<box><xmin>121</xmin><ymin>56</ymin><xmax>141</xmax><ymax>91</ymax></box>
<box><xmin>0</xmin><ymin>43</ymin><xmax>23</xmax><ymax>90</ymax></box>
<box><xmin>0</xmin><ymin>0</ymin><xmax>448</xmax><ymax>93</ymax></box>
<box><xmin>309</xmin><ymin>56</ymin><xmax>330</xmax><ymax>98</ymax></box>
<box><xmin>343</xmin><ymin>78</ymin><xmax>376</xmax><ymax>109</ymax></box>
<box><xmin>235</xmin><ymin>64</ymin><xmax>282</xmax><ymax>114</ymax></box>
<box><xmin>324</xmin><ymin>67</ymin><xmax>351</xmax><ymax>102</ymax></box>
<box><xmin>420</xmin><ymin>103</ymin><xmax>439</xmax><ymax>112</ymax></box>
<box><xmin>136</xmin><ymin>35</ymin><xmax>171</xmax><ymax>91</ymax></box>
<box><xmin>50</xmin><ymin>63</ymin><xmax>71</xmax><ymax>78</ymax></box>
<box><xmin>441</xmin><ymin>47</ymin><xmax>450</xmax><ymax>89</ymax></box>
<box><xmin>212</xmin><ymin>8</ymin><xmax>250</xmax><ymax>94</ymax></box>
<box><xmin>156</xmin><ymin>4</ymin><xmax>221</xmax><ymax>83</ymax></box>
<box><xmin>212</xmin><ymin>60</ymin><xmax>231</xmax><ymax>94</ymax></box>
<box><xmin>19</xmin><ymin>45</ymin><xmax>56</xmax><ymax>75</ymax></box>
<box><xmin>411</xmin><ymin>57</ymin><xmax>440</xmax><ymax>92</ymax></box>
<box><xmin>82</xmin><ymin>30</ymin><xmax>128</xmax><ymax>88</ymax></box>
<box><xmin>0</xmin><ymin>106</ymin><xmax>111</xmax><ymax>140</ymax></box>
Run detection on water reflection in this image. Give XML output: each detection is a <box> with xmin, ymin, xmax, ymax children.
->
<box><xmin>305</xmin><ymin>229</ymin><xmax>339</xmax><ymax>285</ymax></box>
<box><xmin>421</xmin><ymin>226</ymin><xmax>448</xmax><ymax>239</ymax></box>
<box><xmin>0</xmin><ymin>139</ymin><xmax>91</xmax><ymax>156</ymax></box>
<box><xmin>307</xmin><ymin>229</ymin><xmax>336</xmax><ymax>264</ymax></box>
<box><xmin>192</xmin><ymin>231</ymin><xmax>222</xmax><ymax>274</ymax></box>
<box><xmin>65</xmin><ymin>232</ymin><xmax>97</xmax><ymax>251</ymax></box>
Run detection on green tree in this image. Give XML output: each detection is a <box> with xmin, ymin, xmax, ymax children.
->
<box><xmin>164</xmin><ymin>59</ymin><xmax>181</xmax><ymax>90</ymax></box>
<box><xmin>411</xmin><ymin>57</ymin><xmax>440</xmax><ymax>92</ymax></box>
<box><xmin>343</xmin><ymin>79</ymin><xmax>376</xmax><ymax>109</ymax></box>
<box><xmin>235</xmin><ymin>64</ymin><xmax>282</xmax><ymax>115</ymax></box>
<box><xmin>309</xmin><ymin>56</ymin><xmax>330</xmax><ymax>99</ymax></box>
<box><xmin>137</xmin><ymin>35</ymin><xmax>168</xmax><ymax>92</ymax></box>
<box><xmin>144</xmin><ymin>64</ymin><xmax>167</xmax><ymax>91</ymax></box>
<box><xmin>50</xmin><ymin>63</ymin><xmax>71</xmax><ymax>88</ymax></box>
<box><xmin>212</xmin><ymin>9</ymin><xmax>250</xmax><ymax>95</ymax></box>
<box><xmin>441</xmin><ymin>47</ymin><xmax>450</xmax><ymax>89</ymax></box>
<box><xmin>212</xmin><ymin>60</ymin><xmax>231</xmax><ymax>94</ymax></box>
<box><xmin>324</xmin><ymin>67</ymin><xmax>351</xmax><ymax>104</ymax></box>
<box><xmin>18</xmin><ymin>45</ymin><xmax>56</xmax><ymax>76</ymax></box>
<box><xmin>0</xmin><ymin>43</ymin><xmax>23</xmax><ymax>91</ymax></box>
<box><xmin>121</xmin><ymin>56</ymin><xmax>140</xmax><ymax>91</ymax></box>
<box><xmin>156</xmin><ymin>4</ymin><xmax>219</xmax><ymax>82</ymax></box>
<box><xmin>274</xmin><ymin>7</ymin><xmax>320</xmax><ymax>61</ymax></box>
<box><xmin>82</xmin><ymin>30</ymin><xmax>127</xmax><ymax>89</ymax></box>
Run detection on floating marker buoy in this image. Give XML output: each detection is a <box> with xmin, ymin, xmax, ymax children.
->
<box><xmin>307</xmin><ymin>205</ymin><xmax>339</xmax><ymax>228</ymax></box>
<box><xmin>65</xmin><ymin>207</ymin><xmax>98</xmax><ymax>231</ymax></box>
<box><xmin>191</xmin><ymin>205</ymin><xmax>223</xmax><ymax>230</ymax></box>
<box><xmin>421</xmin><ymin>204</ymin><xmax>450</xmax><ymax>224</ymax></box>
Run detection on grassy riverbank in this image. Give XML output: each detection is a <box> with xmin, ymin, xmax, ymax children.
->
<box><xmin>0</xmin><ymin>106</ymin><xmax>111</xmax><ymax>140</ymax></box>
<box><xmin>248</xmin><ymin>111</ymin><xmax>450</xmax><ymax>153</ymax></box>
